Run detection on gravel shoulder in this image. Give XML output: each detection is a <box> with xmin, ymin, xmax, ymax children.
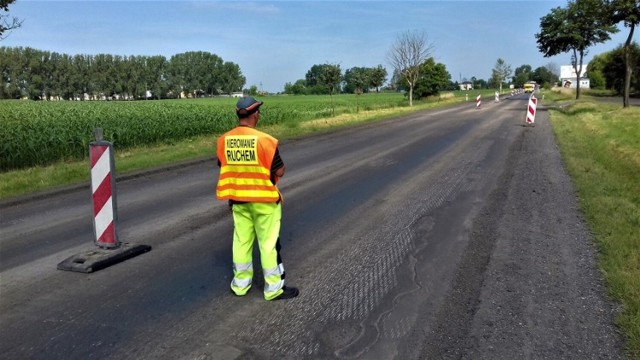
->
<box><xmin>421</xmin><ymin>106</ymin><xmax>626</xmax><ymax>359</ymax></box>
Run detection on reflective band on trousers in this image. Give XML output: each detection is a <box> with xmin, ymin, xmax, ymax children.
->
<box><xmin>232</xmin><ymin>277</ymin><xmax>252</xmax><ymax>289</ymax></box>
<box><xmin>264</xmin><ymin>263</ymin><xmax>284</xmax><ymax>278</ymax></box>
<box><xmin>264</xmin><ymin>279</ymin><xmax>284</xmax><ymax>293</ymax></box>
<box><xmin>231</xmin><ymin>262</ymin><xmax>253</xmax><ymax>291</ymax></box>
<box><xmin>263</xmin><ymin>264</ymin><xmax>284</xmax><ymax>293</ymax></box>
<box><xmin>233</xmin><ymin>262</ymin><xmax>253</xmax><ymax>272</ymax></box>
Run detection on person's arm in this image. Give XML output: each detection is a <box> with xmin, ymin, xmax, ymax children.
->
<box><xmin>271</xmin><ymin>148</ymin><xmax>285</xmax><ymax>181</ymax></box>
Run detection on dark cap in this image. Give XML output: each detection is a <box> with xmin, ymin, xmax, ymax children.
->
<box><xmin>236</xmin><ymin>97</ymin><xmax>263</xmax><ymax>118</ymax></box>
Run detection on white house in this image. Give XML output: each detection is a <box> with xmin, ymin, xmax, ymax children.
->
<box><xmin>560</xmin><ymin>65</ymin><xmax>590</xmax><ymax>89</ymax></box>
<box><xmin>459</xmin><ymin>81</ymin><xmax>473</xmax><ymax>91</ymax></box>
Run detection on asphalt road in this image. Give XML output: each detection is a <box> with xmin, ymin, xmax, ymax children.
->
<box><xmin>0</xmin><ymin>93</ymin><xmax>625</xmax><ymax>359</ymax></box>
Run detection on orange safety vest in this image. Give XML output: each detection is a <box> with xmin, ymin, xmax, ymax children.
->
<box><xmin>216</xmin><ymin>126</ymin><xmax>281</xmax><ymax>202</ymax></box>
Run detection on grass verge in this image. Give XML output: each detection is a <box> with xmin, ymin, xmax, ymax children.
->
<box><xmin>546</xmin><ymin>92</ymin><xmax>640</xmax><ymax>358</ymax></box>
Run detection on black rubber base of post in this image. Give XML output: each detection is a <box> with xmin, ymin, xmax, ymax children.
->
<box><xmin>57</xmin><ymin>244</ymin><xmax>152</xmax><ymax>273</ymax></box>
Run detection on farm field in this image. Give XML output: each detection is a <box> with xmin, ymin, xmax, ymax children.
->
<box><xmin>0</xmin><ymin>92</ymin><xmax>429</xmax><ymax>171</ymax></box>
<box><xmin>1</xmin><ymin>90</ymin><xmax>506</xmax><ymax>198</ymax></box>
<box><xmin>0</xmin><ymin>90</ymin><xmax>507</xmax><ymax>173</ymax></box>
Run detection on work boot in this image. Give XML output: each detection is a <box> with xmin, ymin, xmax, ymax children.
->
<box><xmin>230</xmin><ymin>288</ymin><xmax>247</xmax><ymax>297</ymax></box>
<box><xmin>271</xmin><ymin>286</ymin><xmax>299</xmax><ymax>300</ymax></box>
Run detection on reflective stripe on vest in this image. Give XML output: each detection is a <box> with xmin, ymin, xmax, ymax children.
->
<box><xmin>216</xmin><ymin>127</ymin><xmax>280</xmax><ymax>202</ymax></box>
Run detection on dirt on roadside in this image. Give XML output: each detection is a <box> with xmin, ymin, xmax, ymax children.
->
<box><xmin>420</xmin><ymin>107</ymin><xmax>627</xmax><ymax>359</ymax></box>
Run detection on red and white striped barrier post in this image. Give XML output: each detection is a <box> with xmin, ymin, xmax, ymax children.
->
<box><xmin>57</xmin><ymin>128</ymin><xmax>151</xmax><ymax>273</ymax></box>
<box><xmin>526</xmin><ymin>95</ymin><xmax>537</xmax><ymax>126</ymax></box>
<box><xmin>476</xmin><ymin>94</ymin><xmax>481</xmax><ymax>109</ymax></box>
<box><xmin>90</xmin><ymin>128</ymin><xmax>119</xmax><ymax>248</ymax></box>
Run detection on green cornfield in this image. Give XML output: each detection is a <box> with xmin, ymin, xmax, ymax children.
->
<box><xmin>1</xmin><ymin>93</ymin><xmax>413</xmax><ymax>171</ymax></box>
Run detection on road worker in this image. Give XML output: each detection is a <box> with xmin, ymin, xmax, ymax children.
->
<box><xmin>216</xmin><ymin>96</ymin><xmax>299</xmax><ymax>301</ymax></box>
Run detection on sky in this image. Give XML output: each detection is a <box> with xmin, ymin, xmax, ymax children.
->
<box><xmin>1</xmin><ymin>0</ymin><xmax>634</xmax><ymax>93</ymax></box>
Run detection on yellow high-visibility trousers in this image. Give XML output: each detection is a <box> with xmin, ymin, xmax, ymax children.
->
<box><xmin>230</xmin><ymin>202</ymin><xmax>285</xmax><ymax>300</ymax></box>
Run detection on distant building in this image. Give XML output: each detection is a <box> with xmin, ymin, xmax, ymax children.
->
<box><xmin>459</xmin><ymin>81</ymin><xmax>473</xmax><ymax>91</ymax></box>
<box><xmin>560</xmin><ymin>65</ymin><xmax>590</xmax><ymax>89</ymax></box>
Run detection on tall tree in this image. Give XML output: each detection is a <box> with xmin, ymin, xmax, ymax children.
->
<box><xmin>532</xmin><ymin>64</ymin><xmax>560</xmax><ymax>88</ymax></box>
<box><xmin>318</xmin><ymin>63</ymin><xmax>342</xmax><ymax>94</ymax></box>
<box><xmin>318</xmin><ymin>63</ymin><xmax>342</xmax><ymax>115</ymax></box>
<box><xmin>610</xmin><ymin>0</ymin><xmax>640</xmax><ymax>107</ymax></box>
<box><xmin>341</xmin><ymin>66</ymin><xmax>386</xmax><ymax>94</ymax></box>
<box><xmin>144</xmin><ymin>55</ymin><xmax>168</xmax><ymax>99</ymax></box>
<box><xmin>512</xmin><ymin>64</ymin><xmax>532</xmax><ymax>87</ymax></box>
<box><xmin>412</xmin><ymin>57</ymin><xmax>451</xmax><ymax>98</ymax></box>
<box><xmin>491</xmin><ymin>58</ymin><xmax>512</xmax><ymax>93</ymax></box>
<box><xmin>536</xmin><ymin>0</ymin><xmax>618</xmax><ymax>99</ymax></box>
<box><xmin>304</xmin><ymin>63</ymin><xmax>341</xmax><ymax>95</ymax></box>
<box><xmin>22</xmin><ymin>47</ymin><xmax>43</xmax><ymax>99</ymax></box>
<box><xmin>343</xmin><ymin>67</ymin><xmax>369</xmax><ymax>112</ymax></box>
<box><xmin>545</xmin><ymin>62</ymin><xmax>561</xmax><ymax>87</ymax></box>
<box><xmin>387</xmin><ymin>30</ymin><xmax>434</xmax><ymax>106</ymax></box>
<box><xmin>219</xmin><ymin>61</ymin><xmax>245</xmax><ymax>95</ymax></box>
<box><xmin>283</xmin><ymin>79</ymin><xmax>306</xmax><ymax>95</ymax></box>
<box><xmin>169</xmin><ymin>51</ymin><xmax>225</xmax><ymax>98</ymax></box>
<box><xmin>587</xmin><ymin>53</ymin><xmax>610</xmax><ymax>89</ymax></box>
<box><xmin>388</xmin><ymin>69</ymin><xmax>404</xmax><ymax>91</ymax></box>
<box><xmin>304</xmin><ymin>64</ymin><xmax>325</xmax><ymax>88</ymax></box>
<box><xmin>0</xmin><ymin>0</ymin><xmax>22</xmax><ymax>39</ymax></box>
<box><xmin>369</xmin><ymin>65</ymin><xmax>388</xmax><ymax>93</ymax></box>
<box><xmin>343</xmin><ymin>67</ymin><xmax>369</xmax><ymax>94</ymax></box>
<box><xmin>599</xmin><ymin>42</ymin><xmax>640</xmax><ymax>94</ymax></box>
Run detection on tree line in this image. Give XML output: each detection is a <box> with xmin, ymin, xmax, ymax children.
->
<box><xmin>0</xmin><ymin>47</ymin><xmax>246</xmax><ymax>100</ymax></box>
<box><xmin>588</xmin><ymin>42</ymin><xmax>640</xmax><ymax>94</ymax></box>
<box><xmin>536</xmin><ymin>0</ymin><xmax>639</xmax><ymax>106</ymax></box>
<box><xmin>284</xmin><ymin>59</ymin><xmax>457</xmax><ymax>100</ymax></box>
<box><xmin>491</xmin><ymin>45</ymin><xmax>638</xmax><ymax>97</ymax></box>
<box><xmin>283</xmin><ymin>64</ymin><xmax>388</xmax><ymax>95</ymax></box>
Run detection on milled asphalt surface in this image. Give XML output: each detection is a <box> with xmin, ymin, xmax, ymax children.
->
<box><xmin>414</xmin><ymin>106</ymin><xmax>624</xmax><ymax>359</ymax></box>
<box><xmin>0</xmin><ymin>93</ymin><xmax>627</xmax><ymax>359</ymax></box>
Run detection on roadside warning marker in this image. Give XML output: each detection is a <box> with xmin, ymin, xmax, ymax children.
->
<box><xmin>57</xmin><ymin>128</ymin><xmax>150</xmax><ymax>273</ymax></box>
<box><xmin>91</xmin><ymin>141</ymin><xmax>118</xmax><ymax>248</ymax></box>
<box><xmin>476</xmin><ymin>94</ymin><xmax>481</xmax><ymax>109</ymax></box>
<box><xmin>526</xmin><ymin>95</ymin><xmax>537</xmax><ymax>126</ymax></box>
